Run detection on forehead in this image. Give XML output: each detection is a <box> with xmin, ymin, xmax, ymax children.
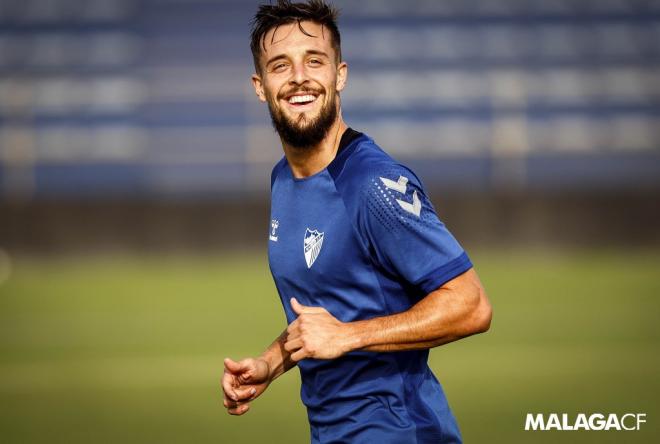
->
<box><xmin>261</xmin><ymin>20</ymin><xmax>334</xmax><ymax>59</ymax></box>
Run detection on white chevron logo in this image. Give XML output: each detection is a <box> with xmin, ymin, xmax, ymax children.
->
<box><xmin>379</xmin><ymin>175</ymin><xmax>422</xmax><ymax>217</ymax></box>
<box><xmin>397</xmin><ymin>190</ymin><xmax>422</xmax><ymax>217</ymax></box>
<box><xmin>380</xmin><ymin>175</ymin><xmax>408</xmax><ymax>194</ymax></box>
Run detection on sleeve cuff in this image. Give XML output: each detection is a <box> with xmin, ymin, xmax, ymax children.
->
<box><xmin>414</xmin><ymin>252</ymin><xmax>473</xmax><ymax>294</ymax></box>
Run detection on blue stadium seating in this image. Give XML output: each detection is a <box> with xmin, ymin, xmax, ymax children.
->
<box><xmin>0</xmin><ymin>0</ymin><xmax>658</xmax><ymax>198</ymax></box>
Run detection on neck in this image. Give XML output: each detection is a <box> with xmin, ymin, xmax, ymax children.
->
<box><xmin>281</xmin><ymin>116</ymin><xmax>347</xmax><ymax>179</ymax></box>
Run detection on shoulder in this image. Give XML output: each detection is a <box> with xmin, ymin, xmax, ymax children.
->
<box><xmin>330</xmin><ymin>135</ymin><xmax>430</xmax><ymax>230</ymax></box>
<box><xmin>270</xmin><ymin>156</ymin><xmax>288</xmax><ymax>189</ymax></box>
<box><xmin>330</xmin><ymin>135</ymin><xmax>423</xmax><ymax>192</ymax></box>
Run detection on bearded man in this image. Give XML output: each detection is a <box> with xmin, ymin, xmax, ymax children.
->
<box><xmin>222</xmin><ymin>2</ymin><xmax>492</xmax><ymax>443</ymax></box>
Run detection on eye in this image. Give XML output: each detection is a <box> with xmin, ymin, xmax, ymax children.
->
<box><xmin>271</xmin><ymin>62</ymin><xmax>288</xmax><ymax>72</ymax></box>
<box><xmin>309</xmin><ymin>59</ymin><xmax>322</xmax><ymax>65</ymax></box>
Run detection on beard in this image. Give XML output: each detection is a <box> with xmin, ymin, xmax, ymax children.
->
<box><xmin>266</xmin><ymin>88</ymin><xmax>337</xmax><ymax>150</ymax></box>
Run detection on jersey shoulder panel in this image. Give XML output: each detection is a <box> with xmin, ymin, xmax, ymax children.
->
<box><xmin>330</xmin><ymin>136</ymin><xmax>410</xmax><ymax>187</ymax></box>
<box><xmin>330</xmin><ymin>137</ymin><xmax>471</xmax><ymax>294</ymax></box>
<box><xmin>270</xmin><ymin>156</ymin><xmax>288</xmax><ymax>189</ymax></box>
<box><xmin>331</xmin><ymin>137</ymin><xmax>427</xmax><ymax>228</ymax></box>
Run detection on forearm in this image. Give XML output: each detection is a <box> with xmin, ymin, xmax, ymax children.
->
<box><xmin>344</xmin><ymin>295</ymin><xmax>463</xmax><ymax>352</ymax></box>
<box><xmin>259</xmin><ymin>329</ymin><xmax>297</xmax><ymax>381</ymax></box>
<box><xmin>360</xmin><ymin>335</ymin><xmax>462</xmax><ymax>352</ymax></box>
<box><xmin>344</xmin><ymin>270</ymin><xmax>491</xmax><ymax>353</ymax></box>
<box><xmin>282</xmin><ymin>271</ymin><xmax>491</xmax><ymax>362</ymax></box>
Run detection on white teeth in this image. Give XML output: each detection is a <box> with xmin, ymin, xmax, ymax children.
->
<box><xmin>288</xmin><ymin>95</ymin><xmax>316</xmax><ymax>104</ymax></box>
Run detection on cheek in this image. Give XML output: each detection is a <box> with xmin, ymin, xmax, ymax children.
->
<box><xmin>327</xmin><ymin>74</ymin><xmax>340</xmax><ymax>92</ymax></box>
<box><xmin>263</xmin><ymin>78</ymin><xmax>284</xmax><ymax>100</ymax></box>
<box><xmin>266</xmin><ymin>90</ymin><xmax>284</xmax><ymax>108</ymax></box>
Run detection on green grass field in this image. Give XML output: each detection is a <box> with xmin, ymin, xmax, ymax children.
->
<box><xmin>0</xmin><ymin>249</ymin><xmax>658</xmax><ymax>443</ymax></box>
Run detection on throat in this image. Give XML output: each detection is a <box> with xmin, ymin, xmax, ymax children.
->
<box><xmin>285</xmin><ymin>120</ymin><xmax>347</xmax><ymax>179</ymax></box>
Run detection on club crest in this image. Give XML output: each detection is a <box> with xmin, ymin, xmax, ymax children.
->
<box><xmin>303</xmin><ymin>228</ymin><xmax>324</xmax><ymax>269</ymax></box>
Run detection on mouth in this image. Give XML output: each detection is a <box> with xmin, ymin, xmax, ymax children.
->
<box><xmin>283</xmin><ymin>92</ymin><xmax>320</xmax><ymax>111</ymax></box>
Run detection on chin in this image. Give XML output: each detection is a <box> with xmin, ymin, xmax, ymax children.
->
<box><xmin>291</xmin><ymin>114</ymin><xmax>321</xmax><ymax>129</ymax></box>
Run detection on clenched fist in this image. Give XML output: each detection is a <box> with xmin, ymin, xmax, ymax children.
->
<box><xmin>284</xmin><ymin>297</ymin><xmax>353</xmax><ymax>361</ymax></box>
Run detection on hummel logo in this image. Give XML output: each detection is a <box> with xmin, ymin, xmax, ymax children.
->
<box><xmin>380</xmin><ymin>175</ymin><xmax>408</xmax><ymax>194</ymax></box>
<box><xmin>379</xmin><ymin>175</ymin><xmax>422</xmax><ymax>217</ymax></box>
<box><xmin>397</xmin><ymin>190</ymin><xmax>421</xmax><ymax>217</ymax></box>
<box><xmin>269</xmin><ymin>219</ymin><xmax>279</xmax><ymax>242</ymax></box>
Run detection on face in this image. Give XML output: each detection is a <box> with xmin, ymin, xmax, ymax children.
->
<box><xmin>252</xmin><ymin>21</ymin><xmax>347</xmax><ymax>149</ymax></box>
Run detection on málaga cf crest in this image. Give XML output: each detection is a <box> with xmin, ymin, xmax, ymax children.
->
<box><xmin>303</xmin><ymin>228</ymin><xmax>324</xmax><ymax>269</ymax></box>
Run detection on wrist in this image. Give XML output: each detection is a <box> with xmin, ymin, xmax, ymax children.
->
<box><xmin>256</xmin><ymin>356</ymin><xmax>274</xmax><ymax>382</ymax></box>
<box><xmin>341</xmin><ymin>321</ymin><xmax>365</xmax><ymax>354</ymax></box>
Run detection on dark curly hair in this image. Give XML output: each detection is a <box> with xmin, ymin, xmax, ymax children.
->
<box><xmin>250</xmin><ymin>0</ymin><xmax>342</xmax><ymax>74</ymax></box>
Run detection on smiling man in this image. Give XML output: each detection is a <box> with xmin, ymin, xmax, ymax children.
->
<box><xmin>222</xmin><ymin>1</ymin><xmax>492</xmax><ymax>443</ymax></box>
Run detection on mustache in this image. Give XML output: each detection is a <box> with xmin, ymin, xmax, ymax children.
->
<box><xmin>277</xmin><ymin>86</ymin><xmax>324</xmax><ymax>100</ymax></box>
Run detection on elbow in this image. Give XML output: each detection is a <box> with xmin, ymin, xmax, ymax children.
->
<box><xmin>475</xmin><ymin>290</ymin><xmax>493</xmax><ymax>333</ymax></box>
<box><xmin>437</xmin><ymin>270</ymin><xmax>492</xmax><ymax>340</ymax></box>
<box><xmin>472</xmin><ymin>288</ymin><xmax>492</xmax><ymax>334</ymax></box>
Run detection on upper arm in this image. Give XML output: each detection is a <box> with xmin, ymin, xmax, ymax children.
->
<box><xmin>358</xmin><ymin>163</ymin><xmax>473</xmax><ymax>295</ymax></box>
<box><xmin>435</xmin><ymin>268</ymin><xmax>492</xmax><ymax>334</ymax></box>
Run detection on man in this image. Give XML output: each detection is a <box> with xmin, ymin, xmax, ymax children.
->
<box><xmin>222</xmin><ymin>1</ymin><xmax>492</xmax><ymax>442</ymax></box>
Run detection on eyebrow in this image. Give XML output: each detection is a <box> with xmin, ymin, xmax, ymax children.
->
<box><xmin>265</xmin><ymin>50</ymin><xmax>330</xmax><ymax>67</ymax></box>
<box><xmin>305</xmin><ymin>50</ymin><xmax>330</xmax><ymax>58</ymax></box>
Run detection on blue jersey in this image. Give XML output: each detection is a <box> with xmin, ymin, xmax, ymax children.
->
<box><xmin>268</xmin><ymin>130</ymin><xmax>472</xmax><ymax>444</ymax></box>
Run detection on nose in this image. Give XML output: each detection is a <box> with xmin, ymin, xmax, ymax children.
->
<box><xmin>289</xmin><ymin>61</ymin><xmax>309</xmax><ymax>86</ymax></box>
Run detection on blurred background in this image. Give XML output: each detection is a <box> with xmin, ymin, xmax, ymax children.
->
<box><xmin>0</xmin><ymin>0</ymin><xmax>658</xmax><ymax>443</ymax></box>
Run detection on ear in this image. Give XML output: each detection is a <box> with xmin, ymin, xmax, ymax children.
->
<box><xmin>251</xmin><ymin>74</ymin><xmax>267</xmax><ymax>103</ymax></box>
<box><xmin>335</xmin><ymin>61</ymin><xmax>348</xmax><ymax>93</ymax></box>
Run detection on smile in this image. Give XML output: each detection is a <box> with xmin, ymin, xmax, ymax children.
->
<box><xmin>286</xmin><ymin>94</ymin><xmax>319</xmax><ymax>108</ymax></box>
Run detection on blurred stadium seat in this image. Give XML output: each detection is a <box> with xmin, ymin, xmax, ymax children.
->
<box><xmin>0</xmin><ymin>0</ymin><xmax>659</xmax><ymax>199</ymax></box>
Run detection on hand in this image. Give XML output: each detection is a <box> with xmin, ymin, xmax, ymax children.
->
<box><xmin>222</xmin><ymin>357</ymin><xmax>271</xmax><ymax>416</ymax></box>
<box><xmin>284</xmin><ymin>297</ymin><xmax>352</xmax><ymax>362</ymax></box>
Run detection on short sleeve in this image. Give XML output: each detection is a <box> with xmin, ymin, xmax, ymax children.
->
<box><xmin>359</xmin><ymin>164</ymin><xmax>472</xmax><ymax>294</ymax></box>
